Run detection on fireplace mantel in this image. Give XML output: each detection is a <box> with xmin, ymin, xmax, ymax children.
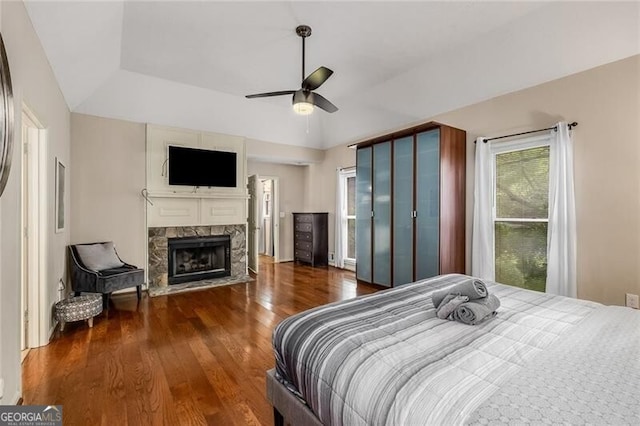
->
<box><xmin>146</xmin><ymin>191</ymin><xmax>249</xmax><ymax>200</ymax></box>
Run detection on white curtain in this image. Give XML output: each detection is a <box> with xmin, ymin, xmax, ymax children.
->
<box><xmin>471</xmin><ymin>137</ymin><xmax>495</xmax><ymax>280</ymax></box>
<box><xmin>546</xmin><ymin>122</ymin><xmax>577</xmax><ymax>297</ymax></box>
<box><xmin>334</xmin><ymin>169</ymin><xmax>346</xmax><ymax>269</ymax></box>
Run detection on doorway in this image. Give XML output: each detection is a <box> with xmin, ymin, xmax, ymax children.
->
<box><xmin>258</xmin><ymin>178</ymin><xmax>275</xmax><ymax>258</ymax></box>
<box><xmin>21</xmin><ymin>106</ymin><xmax>47</xmax><ymax>353</ymax></box>
<box><xmin>247</xmin><ymin>174</ymin><xmax>280</xmax><ymax>274</ymax></box>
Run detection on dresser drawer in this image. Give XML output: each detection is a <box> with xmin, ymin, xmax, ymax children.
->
<box><xmin>295</xmin><ymin>250</ymin><xmax>312</xmax><ymax>262</ymax></box>
<box><xmin>295</xmin><ymin>222</ymin><xmax>313</xmax><ymax>232</ymax></box>
<box><xmin>294</xmin><ymin>214</ymin><xmax>313</xmax><ymax>223</ymax></box>
<box><xmin>295</xmin><ymin>232</ymin><xmax>312</xmax><ymax>241</ymax></box>
<box><xmin>295</xmin><ymin>241</ymin><xmax>312</xmax><ymax>251</ymax></box>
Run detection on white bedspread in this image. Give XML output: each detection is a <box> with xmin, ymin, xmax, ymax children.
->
<box><xmin>468</xmin><ymin>304</ymin><xmax>640</xmax><ymax>425</ymax></box>
<box><xmin>272</xmin><ymin>274</ymin><xmax>637</xmax><ymax>425</ymax></box>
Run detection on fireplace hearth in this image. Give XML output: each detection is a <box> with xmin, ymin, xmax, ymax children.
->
<box><xmin>168</xmin><ymin>235</ymin><xmax>231</xmax><ymax>284</ymax></box>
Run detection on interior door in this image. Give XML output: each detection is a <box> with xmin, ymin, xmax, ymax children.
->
<box><xmin>248</xmin><ymin>175</ymin><xmax>259</xmax><ymax>273</ymax></box>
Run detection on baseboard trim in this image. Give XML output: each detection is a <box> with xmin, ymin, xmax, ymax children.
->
<box><xmin>49</xmin><ymin>323</ymin><xmax>57</xmax><ymax>342</ymax></box>
<box><xmin>112</xmin><ymin>284</ymin><xmax>148</xmax><ymax>295</ymax></box>
<box><xmin>328</xmin><ymin>261</ymin><xmax>356</xmax><ymax>272</ymax></box>
<box><xmin>278</xmin><ymin>258</ymin><xmax>294</xmax><ymax>263</ymax></box>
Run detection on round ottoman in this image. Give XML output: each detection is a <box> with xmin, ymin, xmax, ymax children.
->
<box><xmin>55</xmin><ymin>294</ymin><xmax>103</xmax><ymax>331</ymax></box>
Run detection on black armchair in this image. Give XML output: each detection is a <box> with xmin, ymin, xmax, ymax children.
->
<box><xmin>69</xmin><ymin>242</ymin><xmax>144</xmax><ymax>308</ymax></box>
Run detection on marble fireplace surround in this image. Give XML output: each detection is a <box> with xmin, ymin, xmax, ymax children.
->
<box><xmin>148</xmin><ymin>225</ymin><xmax>248</xmax><ymax>291</ymax></box>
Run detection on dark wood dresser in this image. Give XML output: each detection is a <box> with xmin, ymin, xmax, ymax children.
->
<box><xmin>293</xmin><ymin>213</ymin><xmax>328</xmax><ymax>267</ymax></box>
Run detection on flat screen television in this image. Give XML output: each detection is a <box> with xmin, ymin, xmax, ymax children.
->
<box><xmin>168</xmin><ymin>146</ymin><xmax>237</xmax><ymax>188</ymax></box>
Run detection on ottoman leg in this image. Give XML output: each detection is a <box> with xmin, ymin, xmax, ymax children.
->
<box><xmin>88</xmin><ymin>317</ymin><xmax>94</xmax><ymax>328</ymax></box>
<box><xmin>136</xmin><ymin>285</ymin><xmax>142</xmax><ymax>300</ymax></box>
<box><xmin>60</xmin><ymin>321</ymin><xmax>65</xmax><ymax>332</ymax></box>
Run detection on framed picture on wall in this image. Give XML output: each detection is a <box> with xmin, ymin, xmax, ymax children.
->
<box><xmin>55</xmin><ymin>157</ymin><xmax>65</xmax><ymax>233</ymax></box>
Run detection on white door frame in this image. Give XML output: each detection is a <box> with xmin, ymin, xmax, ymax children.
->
<box><xmin>258</xmin><ymin>175</ymin><xmax>280</xmax><ymax>263</ymax></box>
<box><xmin>247</xmin><ymin>174</ymin><xmax>259</xmax><ymax>274</ymax></box>
<box><xmin>21</xmin><ymin>105</ymin><xmax>49</xmax><ymax>348</ymax></box>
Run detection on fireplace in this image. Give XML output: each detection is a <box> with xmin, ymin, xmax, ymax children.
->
<box><xmin>168</xmin><ymin>235</ymin><xmax>231</xmax><ymax>285</ymax></box>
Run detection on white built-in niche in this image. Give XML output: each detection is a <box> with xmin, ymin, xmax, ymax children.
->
<box><xmin>145</xmin><ymin>124</ymin><xmax>248</xmax><ymax>227</ymax></box>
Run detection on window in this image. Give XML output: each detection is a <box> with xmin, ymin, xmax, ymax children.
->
<box><xmin>262</xmin><ymin>180</ymin><xmax>271</xmax><ymax>217</ymax></box>
<box><xmin>345</xmin><ymin>172</ymin><xmax>356</xmax><ymax>263</ymax></box>
<box><xmin>493</xmin><ymin>137</ymin><xmax>550</xmax><ymax>292</ymax></box>
<box><xmin>337</xmin><ymin>168</ymin><xmax>356</xmax><ymax>268</ymax></box>
<box><xmin>263</xmin><ymin>192</ymin><xmax>271</xmax><ymax>217</ymax></box>
<box><xmin>345</xmin><ymin>173</ymin><xmax>356</xmax><ymax>261</ymax></box>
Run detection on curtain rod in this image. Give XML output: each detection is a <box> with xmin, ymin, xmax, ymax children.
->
<box><xmin>478</xmin><ymin>122</ymin><xmax>578</xmax><ymax>143</ymax></box>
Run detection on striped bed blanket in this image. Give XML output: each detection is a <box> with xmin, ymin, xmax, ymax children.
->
<box><xmin>272</xmin><ymin>274</ymin><xmax>640</xmax><ymax>425</ymax></box>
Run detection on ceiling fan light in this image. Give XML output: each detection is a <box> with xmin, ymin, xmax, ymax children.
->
<box><xmin>293</xmin><ymin>101</ymin><xmax>314</xmax><ymax>115</ymax></box>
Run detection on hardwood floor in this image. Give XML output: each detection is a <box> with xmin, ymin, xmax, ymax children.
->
<box><xmin>22</xmin><ymin>257</ymin><xmax>379</xmax><ymax>425</ymax></box>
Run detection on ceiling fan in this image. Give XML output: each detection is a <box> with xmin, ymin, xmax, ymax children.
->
<box><xmin>245</xmin><ymin>25</ymin><xmax>338</xmax><ymax>115</ymax></box>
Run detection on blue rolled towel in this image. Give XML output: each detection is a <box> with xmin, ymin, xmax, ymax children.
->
<box><xmin>432</xmin><ymin>279</ymin><xmax>488</xmax><ymax>309</ymax></box>
<box><xmin>452</xmin><ymin>294</ymin><xmax>501</xmax><ymax>325</ymax></box>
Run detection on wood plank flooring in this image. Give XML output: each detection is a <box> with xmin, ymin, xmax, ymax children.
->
<box><xmin>22</xmin><ymin>256</ymin><xmax>379</xmax><ymax>425</ymax></box>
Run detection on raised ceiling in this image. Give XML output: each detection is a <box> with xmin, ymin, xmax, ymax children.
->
<box><xmin>25</xmin><ymin>1</ymin><xmax>640</xmax><ymax>149</ymax></box>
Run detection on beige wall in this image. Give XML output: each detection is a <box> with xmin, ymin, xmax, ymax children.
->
<box><xmin>433</xmin><ymin>54</ymin><xmax>640</xmax><ymax>306</ymax></box>
<box><xmin>313</xmin><ymin>54</ymin><xmax>639</xmax><ymax>306</ymax></box>
<box><xmin>247</xmin><ymin>161</ymin><xmax>307</xmax><ymax>261</ymax></box>
<box><xmin>0</xmin><ymin>1</ymin><xmax>71</xmax><ymax>403</ymax></box>
<box><xmin>304</xmin><ymin>145</ymin><xmax>357</xmax><ymax>262</ymax></box>
<box><xmin>70</xmin><ymin>114</ymin><xmax>146</xmax><ymax>268</ymax></box>
<box><xmin>69</xmin><ymin>116</ymin><xmax>313</xmax><ymax>267</ymax></box>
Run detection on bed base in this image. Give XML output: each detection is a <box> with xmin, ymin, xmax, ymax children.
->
<box><xmin>266</xmin><ymin>369</ymin><xmax>323</xmax><ymax>426</ymax></box>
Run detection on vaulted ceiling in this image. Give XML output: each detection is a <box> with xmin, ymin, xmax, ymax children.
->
<box><xmin>25</xmin><ymin>1</ymin><xmax>640</xmax><ymax>149</ymax></box>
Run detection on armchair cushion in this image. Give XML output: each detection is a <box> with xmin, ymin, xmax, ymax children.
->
<box><xmin>75</xmin><ymin>242</ymin><xmax>124</xmax><ymax>271</ymax></box>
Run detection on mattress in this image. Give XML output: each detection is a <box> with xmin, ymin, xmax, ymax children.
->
<box><xmin>272</xmin><ymin>274</ymin><xmax>640</xmax><ymax>425</ymax></box>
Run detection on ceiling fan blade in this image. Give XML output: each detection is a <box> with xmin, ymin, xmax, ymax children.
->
<box><xmin>309</xmin><ymin>92</ymin><xmax>338</xmax><ymax>113</ymax></box>
<box><xmin>301</xmin><ymin>66</ymin><xmax>333</xmax><ymax>91</ymax></box>
<box><xmin>246</xmin><ymin>90</ymin><xmax>296</xmax><ymax>99</ymax></box>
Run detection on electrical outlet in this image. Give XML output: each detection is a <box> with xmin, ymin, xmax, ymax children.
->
<box><xmin>328</xmin><ymin>252</ymin><xmax>335</xmax><ymax>261</ymax></box>
<box><xmin>625</xmin><ymin>293</ymin><xmax>639</xmax><ymax>309</ymax></box>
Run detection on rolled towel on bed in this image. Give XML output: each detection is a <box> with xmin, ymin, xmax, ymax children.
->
<box><xmin>436</xmin><ymin>295</ymin><xmax>469</xmax><ymax>319</ymax></box>
<box><xmin>431</xmin><ymin>279</ymin><xmax>488</xmax><ymax>308</ymax></box>
<box><xmin>451</xmin><ymin>294</ymin><xmax>501</xmax><ymax>325</ymax></box>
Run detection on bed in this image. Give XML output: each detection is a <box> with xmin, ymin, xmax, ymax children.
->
<box><xmin>267</xmin><ymin>274</ymin><xmax>640</xmax><ymax>425</ymax></box>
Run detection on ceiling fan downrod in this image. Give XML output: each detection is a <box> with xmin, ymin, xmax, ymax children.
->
<box><xmin>296</xmin><ymin>25</ymin><xmax>312</xmax><ymax>82</ymax></box>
